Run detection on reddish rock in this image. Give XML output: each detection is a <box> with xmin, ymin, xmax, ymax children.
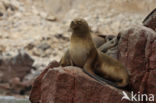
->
<box><xmin>146</xmin><ymin>70</ymin><xmax>156</xmax><ymax>103</ymax></box>
<box><xmin>29</xmin><ymin>60</ymin><xmax>59</xmax><ymax>103</ymax></box>
<box><xmin>0</xmin><ymin>51</ymin><xmax>34</xmax><ymax>82</ymax></box>
<box><xmin>30</xmin><ymin>66</ymin><xmax>131</xmax><ymax>103</ymax></box>
<box><xmin>148</xmin><ymin>40</ymin><xmax>156</xmax><ymax>69</ymax></box>
<box><xmin>0</xmin><ymin>51</ymin><xmax>35</xmax><ymax>95</ymax></box>
<box><xmin>143</xmin><ymin>8</ymin><xmax>156</xmax><ymax>31</ymax></box>
<box><xmin>118</xmin><ymin>26</ymin><xmax>156</xmax><ymax>94</ymax></box>
<box><xmin>8</xmin><ymin>77</ymin><xmax>32</xmax><ymax>94</ymax></box>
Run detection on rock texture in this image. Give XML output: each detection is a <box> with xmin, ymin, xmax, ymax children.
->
<box><xmin>118</xmin><ymin>26</ymin><xmax>156</xmax><ymax>100</ymax></box>
<box><xmin>143</xmin><ymin>8</ymin><xmax>156</xmax><ymax>31</ymax></box>
<box><xmin>29</xmin><ymin>60</ymin><xmax>59</xmax><ymax>103</ymax></box>
<box><xmin>30</xmin><ymin>65</ymin><xmax>131</xmax><ymax>103</ymax></box>
<box><xmin>0</xmin><ymin>51</ymin><xmax>34</xmax><ymax>82</ymax></box>
<box><xmin>0</xmin><ymin>51</ymin><xmax>34</xmax><ymax>95</ymax></box>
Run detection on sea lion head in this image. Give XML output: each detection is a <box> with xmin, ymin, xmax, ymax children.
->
<box><xmin>70</xmin><ymin>18</ymin><xmax>91</xmax><ymax>34</ymax></box>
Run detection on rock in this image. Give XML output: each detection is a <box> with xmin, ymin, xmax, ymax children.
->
<box><xmin>9</xmin><ymin>77</ymin><xmax>32</xmax><ymax>95</ymax></box>
<box><xmin>146</xmin><ymin>70</ymin><xmax>156</xmax><ymax>101</ymax></box>
<box><xmin>0</xmin><ymin>83</ymin><xmax>10</xmax><ymax>95</ymax></box>
<box><xmin>29</xmin><ymin>60</ymin><xmax>59</xmax><ymax>103</ymax></box>
<box><xmin>0</xmin><ymin>51</ymin><xmax>34</xmax><ymax>82</ymax></box>
<box><xmin>98</xmin><ymin>35</ymin><xmax>119</xmax><ymax>59</ymax></box>
<box><xmin>118</xmin><ymin>25</ymin><xmax>156</xmax><ymax>95</ymax></box>
<box><xmin>29</xmin><ymin>65</ymin><xmax>131</xmax><ymax>103</ymax></box>
<box><xmin>92</xmin><ymin>33</ymin><xmax>116</xmax><ymax>49</ymax></box>
<box><xmin>2</xmin><ymin>0</ymin><xmax>18</xmax><ymax>11</ymax></box>
<box><xmin>105</xmin><ymin>46</ymin><xmax>118</xmax><ymax>59</ymax></box>
<box><xmin>24</xmin><ymin>42</ymin><xmax>35</xmax><ymax>50</ymax></box>
<box><xmin>92</xmin><ymin>34</ymin><xmax>107</xmax><ymax>48</ymax></box>
<box><xmin>143</xmin><ymin>8</ymin><xmax>156</xmax><ymax>31</ymax></box>
<box><xmin>0</xmin><ymin>45</ymin><xmax>6</xmax><ymax>55</ymax></box>
<box><xmin>30</xmin><ymin>41</ymin><xmax>52</xmax><ymax>58</ymax></box>
<box><xmin>43</xmin><ymin>0</ymin><xmax>73</xmax><ymax>19</ymax></box>
<box><xmin>0</xmin><ymin>2</ymin><xmax>5</xmax><ymax>19</ymax></box>
<box><xmin>54</xmin><ymin>34</ymin><xmax>69</xmax><ymax>41</ymax></box>
<box><xmin>45</xmin><ymin>14</ymin><xmax>57</xmax><ymax>21</ymax></box>
<box><xmin>0</xmin><ymin>51</ymin><xmax>34</xmax><ymax>95</ymax></box>
<box><xmin>37</xmin><ymin>42</ymin><xmax>51</xmax><ymax>51</ymax></box>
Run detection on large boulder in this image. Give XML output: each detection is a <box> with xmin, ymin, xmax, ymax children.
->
<box><xmin>29</xmin><ymin>61</ymin><xmax>59</xmax><ymax>103</ymax></box>
<box><xmin>0</xmin><ymin>51</ymin><xmax>34</xmax><ymax>82</ymax></box>
<box><xmin>29</xmin><ymin>64</ymin><xmax>131</xmax><ymax>103</ymax></box>
<box><xmin>0</xmin><ymin>51</ymin><xmax>34</xmax><ymax>95</ymax></box>
<box><xmin>118</xmin><ymin>26</ymin><xmax>156</xmax><ymax>100</ymax></box>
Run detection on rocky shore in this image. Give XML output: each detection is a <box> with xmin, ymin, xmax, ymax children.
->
<box><xmin>0</xmin><ymin>0</ymin><xmax>156</xmax><ymax>103</ymax></box>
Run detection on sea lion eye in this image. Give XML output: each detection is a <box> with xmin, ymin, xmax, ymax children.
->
<box><xmin>77</xmin><ymin>21</ymin><xmax>82</xmax><ymax>25</ymax></box>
